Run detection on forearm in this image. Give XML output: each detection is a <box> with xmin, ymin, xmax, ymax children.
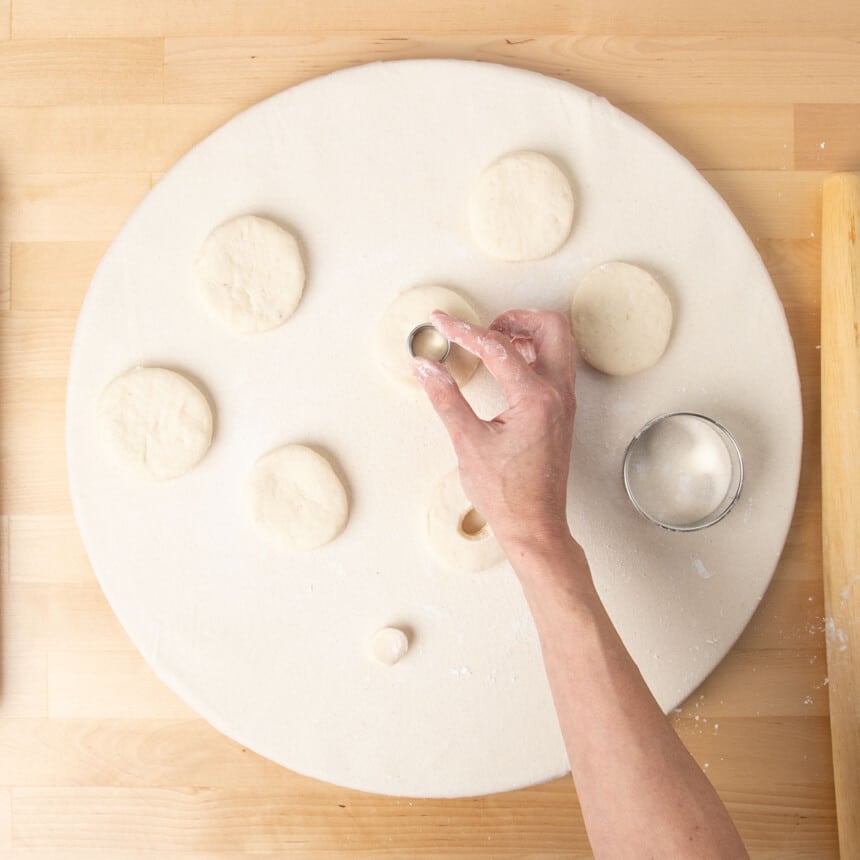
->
<box><xmin>508</xmin><ymin>534</ymin><xmax>748</xmax><ymax>860</ymax></box>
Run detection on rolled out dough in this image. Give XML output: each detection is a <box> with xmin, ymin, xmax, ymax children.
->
<box><xmin>427</xmin><ymin>470</ymin><xmax>505</xmax><ymax>572</ymax></box>
<box><xmin>571</xmin><ymin>262</ymin><xmax>673</xmax><ymax>376</ymax></box>
<box><xmin>249</xmin><ymin>444</ymin><xmax>348</xmax><ymax>551</ymax></box>
<box><xmin>376</xmin><ymin>285</ymin><xmax>481</xmax><ymax>388</ymax></box>
<box><xmin>194</xmin><ymin>215</ymin><xmax>305</xmax><ymax>334</ymax></box>
<box><xmin>98</xmin><ymin>367</ymin><xmax>213</xmax><ymax>480</ymax></box>
<box><xmin>67</xmin><ymin>60</ymin><xmax>803</xmax><ymax>800</ymax></box>
<box><xmin>469</xmin><ymin>151</ymin><xmax>574</xmax><ymax>261</ymax></box>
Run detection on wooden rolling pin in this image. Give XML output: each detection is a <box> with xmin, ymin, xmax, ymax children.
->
<box><xmin>821</xmin><ymin>172</ymin><xmax>860</xmax><ymax>859</ymax></box>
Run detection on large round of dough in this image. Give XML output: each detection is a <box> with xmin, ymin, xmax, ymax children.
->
<box><xmin>376</xmin><ymin>285</ymin><xmax>481</xmax><ymax>388</ymax></box>
<box><xmin>427</xmin><ymin>470</ymin><xmax>505</xmax><ymax>572</ymax></box>
<box><xmin>570</xmin><ymin>261</ymin><xmax>673</xmax><ymax>376</ymax></box>
<box><xmin>468</xmin><ymin>150</ymin><xmax>574</xmax><ymax>261</ymax></box>
<box><xmin>249</xmin><ymin>444</ymin><xmax>348</xmax><ymax>551</ymax></box>
<box><xmin>98</xmin><ymin>367</ymin><xmax>213</xmax><ymax>480</ymax></box>
<box><xmin>193</xmin><ymin>214</ymin><xmax>305</xmax><ymax>334</ymax></box>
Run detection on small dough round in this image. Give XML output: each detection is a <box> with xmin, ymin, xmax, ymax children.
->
<box><xmin>194</xmin><ymin>215</ymin><xmax>305</xmax><ymax>334</ymax></box>
<box><xmin>571</xmin><ymin>261</ymin><xmax>673</xmax><ymax>376</ymax></box>
<box><xmin>98</xmin><ymin>367</ymin><xmax>213</xmax><ymax>480</ymax></box>
<box><xmin>367</xmin><ymin>627</ymin><xmax>409</xmax><ymax>666</ymax></box>
<box><xmin>249</xmin><ymin>444</ymin><xmax>348</xmax><ymax>551</ymax></box>
<box><xmin>469</xmin><ymin>151</ymin><xmax>574</xmax><ymax>261</ymax></box>
<box><xmin>427</xmin><ymin>470</ymin><xmax>505</xmax><ymax>572</ymax></box>
<box><xmin>376</xmin><ymin>285</ymin><xmax>481</xmax><ymax>388</ymax></box>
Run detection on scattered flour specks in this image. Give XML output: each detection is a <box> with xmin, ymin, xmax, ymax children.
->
<box><xmin>692</xmin><ymin>559</ymin><xmax>712</xmax><ymax>580</ymax></box>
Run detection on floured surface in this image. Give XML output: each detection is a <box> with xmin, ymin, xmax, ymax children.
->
<box><xmin>66</xmin><ymin>60</ymin><xmax>802</xmax><ymax>798</ymax></box>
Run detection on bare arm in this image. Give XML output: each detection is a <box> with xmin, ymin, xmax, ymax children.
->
<box><xmin>414</xmin><ymin>309</ymin><xmax>748</xmax><ymax>860</ymax></box>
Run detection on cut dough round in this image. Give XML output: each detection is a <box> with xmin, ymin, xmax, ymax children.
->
<box><xmin>367</xmin><ymin>627</ymin><xmax>410</xmax><ymax>666</ymax></box>
<box><xmin>194</xmin><ymin>214</ymin><xmax>305</xmax><ymax>334</ymax></box>
<box><xmin>98</xmin><ymin>367</ymin><xmax>213</xmax><ymax>480</ymax></box>
<box><xmin>249</xmin><ymin>444</ymin><xmax>348</xmax><ymax>551</ymax></box>
<box><xmin>376</xmin><ymin>285</ymin><xmax>481</xmax><ymax>388</ymax></box>
<box><xmin>427</xmin><ymin>470</ymin><xmax>505</xmax><ymax>572</ymax></box>
<box><xmin>469</xmin><ymin>151</ymin><xmax>574</xmax><ymax>261</ymax></box>
<box><xmin>570</xmin><ymin>261</ymin><xmax>673</xmax><ymax>376</ymax></box>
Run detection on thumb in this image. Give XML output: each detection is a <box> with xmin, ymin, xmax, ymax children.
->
<box><xmin>412</xmin><ymin>357</ymin><xmax>483</xmax><ymax>442</ymax></box>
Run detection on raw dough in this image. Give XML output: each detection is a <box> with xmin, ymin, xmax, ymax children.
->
<box><xmin>427</xmin><ymin>470</ymin><xmax>505</xmax><ymax>572</ymax></box>
<box><xmin>194</xmin><ymin>215</ymin><xmax>305</xmax><ymax>334</ymax></box>
<box><xmin>368</xmin><ymin>627</ymin><xmax>410</xmax><ymax>665</ymax></box>
<box><xmin>571</xmin><ymin>261</ymin><xmax>673</xmax><ymax>375</ymax></box>
<box><xmin>469</xmin><ymin>151</ymin><xmax>574</xmax><ymax>261</ymax></box>
<box><xmin>249</xmin><ymin>445</ymin><xmax>348</xmax><ymax>550</ymax></box>
<box><xmin>376</xmin><ymin>285</ymin><xmax>481</xmax><ymax>388</ymax></box>
<box><xmin>98</xmin><ymin>367</ymin><xmax>213</xmax><ymax>480</ymax></box>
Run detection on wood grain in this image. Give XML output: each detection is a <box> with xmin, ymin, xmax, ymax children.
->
<box><xmin>163</xmin><ymin>35</ymin><xmax>860</xmax><ymax>106</ymax></box>
<box><xmin>11</xmin><ymin>0</ymin><xmax>860</xmax><ymax>38</ymax></box>
<box><xmin>0</xmin><ymin>39</ymin><xmax>162</xmax><ymax>106</ymax></box>
<box><xmin>821</xmin><ymin>173</ymin><xmax>860</xmax><ymax>859</ymax></box>
<box><xmin>0</xmin><ymin>1</ymin><xmax>852</xmax><ymax>856</ymax></box>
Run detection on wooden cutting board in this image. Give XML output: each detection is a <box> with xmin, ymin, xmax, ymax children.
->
<box><xmin>1</xmin><ymin>1</ymin><xmax>856</xmax><ymax>856</ymax></box>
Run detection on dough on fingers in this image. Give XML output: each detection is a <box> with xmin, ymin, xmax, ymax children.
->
<box><xmin>570</xmin><ymin>261</ymin><xmax>673</xmax><ymax>376</ymax></box>
<box><xmin>427</xmin><ymin>470</ymin><xmax>504</xmax><ymax>572</ymax></box>
<box><xmin>376</xmin><ymin>285</ymin><xmax>481</xmax><ymax>388</ymax></box>
<box><xmin>249</xmin><ymin>444</ymin><xmax>348</xmax><ymax>551</ymax></box>
<box><xmin>194</xmin><ymin>214</ymin><xmax>305</xmax><ymax>334</ymax></box>
<box><xmin>469</xmin><ymin>151</ymin><xmax>574</xmax><ymax>261</ymax></box>
<box><xmin>98</xmin><ymin>367</ymin><xmax>213</xmax><ymax>480</ymax></box>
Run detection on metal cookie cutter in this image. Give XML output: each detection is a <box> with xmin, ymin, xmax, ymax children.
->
<box><xmin>407</xmin><ymin>323</ymin><xmax>452</xmax><ymax>363</ymax></box>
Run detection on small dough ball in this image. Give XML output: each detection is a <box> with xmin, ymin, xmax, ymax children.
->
<box><xmin>571</xmin><ymin>261</ymin><xmax>673</xmax><ymax>376</ymax></box>
<box><xmin>427</xmin><ymin>470</ymin><xmax>504</xmax><ymax>572</ymax></box>
<box><xmin>376</xmin><ymin>285</ymin><xmax>481</xmax><ymax>388</ymax></box>
<box><xmin>469</xmin><ymin>151</ymin><xmax>574</xmax><ymax>261</ymax></box>
<box><xmin>367</xmin><ymin>627</ymin><xmax>409</xmax><ymax>666</ymax></box>
<box><xmin>249</xmin><ymin>444</ymin><xmax>348</xmax><ymax>551</ymax></box>
<box><xmin>194</xmin><ymin>214</ymin><xmax>305</xmax><ymax>334</ymax></box>
<box><xmin>98</xmin><ymin>367</ymin><xmax>213</xmax><ymax>480</ymax></box>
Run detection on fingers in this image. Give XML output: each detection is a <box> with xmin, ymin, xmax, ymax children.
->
<box><xmin>412</xmin><ymin>357</ymin><xmax>483</xmax><ymax>440</ymax></box>
<box><xmin>430</xmin><ymin>311</ymin><xmax>535</xmax><ymax>404</ymax></box>
<box><xmin>490</xmin><ymin>309</ymin><xmax>575</xmax><ymax>388</ymax></box>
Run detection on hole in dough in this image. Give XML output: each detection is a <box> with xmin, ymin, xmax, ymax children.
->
<box><xmin>427</xmin><ymin>470</ymin><xmax>504</xmax><ymax>572</ymax></box>
<box><xmin>458</xmin><ymin>507</ymin><xmax>489</xmax><ymax>540</ymax></box>
<box><xmin>193</xmin><ymin>214</ymin><xmax>305</xmax><ymax>334</ymax></box>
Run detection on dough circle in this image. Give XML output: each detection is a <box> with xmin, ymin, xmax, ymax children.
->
<box><xmin>367</xmin><ymin>627</ymin><xmax>410</xmax><ymax>666</ymax></box>
<box><xmin>98</xmin><ymin>367</ymin><xmax>213</xmax><ymax>480</ymax></box>
<box><xmin>570</xmin><ymin>261</ymin><xmax>673</xmax><ymax>375</ymax></box>
<box><xmin>427</xmin><ymin>470</ymin><xmax>505</xmax><ymax>572</ymax></box>
<box><xmin>249</xmin><ymin>444</ymin><xmax>348</xmax><ymax>551</ymax></box>
<box><xmin>194</xmin><ymin>215</ymin><xmax>305</xmax><ymax>334</ymax></box>
<box><xmin>376</xmin><ymin>285</ymin><xmax>481</xmax><ymax>388</ymax></box>
<box><xmin>469</xmin><ymin>150</ymin><xmax>574</xmax><ymax>261</ymax></box>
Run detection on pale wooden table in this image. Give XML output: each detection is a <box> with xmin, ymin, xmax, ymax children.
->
<box><xmin>1</xmin><ymin>2</ymin><xmax>857</xmax><ymax>856</ymax></box>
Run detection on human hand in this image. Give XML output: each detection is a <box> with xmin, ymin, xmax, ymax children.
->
<box><xmin>413</xmin><ymin>309</ymin><xmax>577</xmax><ymax>552</ymax></box>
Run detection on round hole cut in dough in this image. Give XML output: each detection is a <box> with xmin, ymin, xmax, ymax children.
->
<box><xmin>570</xmin><ymin>261</ymin><xmax>673</xmax><ymax>376</ymax></box>
<box><xmin>194</xmin><ymin>215</ymin><xmax>305</xmax><ymax>334</ymax></box>
<box><xmin>376</xmin><ymin>285</ymin><xmax>481</xmax><ymax>388</ymax></box>
<box><xmin>469</xmin><ymin>151</ymin><xmax>574</xmax><ymax>261</ymax></box>
<box><xmin>249</xmin><ymin>444</ymin><xmax>348</xmax><ymax>551</ymax></box>
<box><xmin>98</xmin><ymin>367</ymin><xmax>214</xmax><ymax>480</ymax></box>
<box><xmin>367</xmin><ymin>627</ymin><xmax>410</xmax><ymax>666</ymax></box>
<box><xmin>427</xmin><ymin>470</ymin><xmax>505</xmax><ymax>572</ymax></box>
